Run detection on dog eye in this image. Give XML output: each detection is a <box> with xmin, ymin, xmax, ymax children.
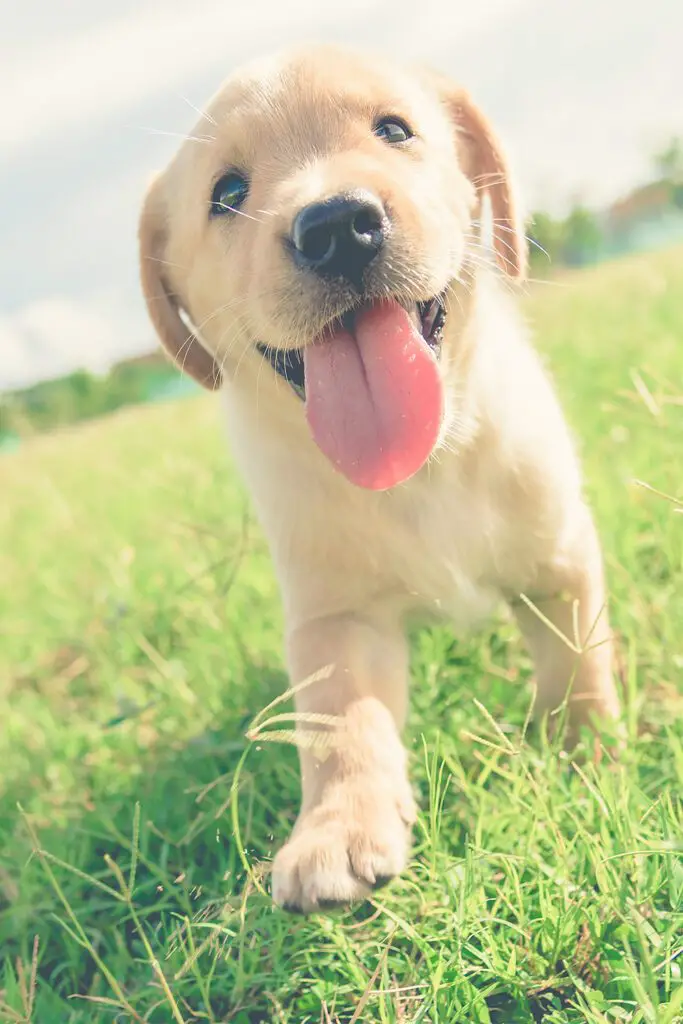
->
<box><xmin>210</xmin><ymin>172</ymin><xmax>249</xmax><ymax>216</ymax></box>
<box><xmin>373</xmin><ymin>117</ymin><xmax>414</xmax><ymax>144</ymax></box>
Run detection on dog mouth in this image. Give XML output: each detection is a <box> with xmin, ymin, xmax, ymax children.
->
<box><xmin>256</xmin><ymin>295</ymin><xmax>447</xmax><ymax>401</ymax></box>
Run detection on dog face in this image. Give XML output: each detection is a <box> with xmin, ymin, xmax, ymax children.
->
<box><xmin>139</xmin><ymin>46</ymin><xmax>525</xmax><ymax>490</ymax></box>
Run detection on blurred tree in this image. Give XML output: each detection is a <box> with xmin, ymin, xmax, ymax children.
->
<box><xmin>0</xmin><ymin>361</ymin><xmax>177</xmax><ymax>439</ymax></box>
<box><xmin>654</xmin><ymin>137</ymin><xmax>683</xmax><ymax>184</ymax></box>
<box><xmin>561</xmin><ymin>204</ymin><xmax>603</xmax><ymax>266</ymax></box>
<box><xmin>527</xmin><ymin>211</ymin><xmax>563</xmax><ymax>272</ymax></box>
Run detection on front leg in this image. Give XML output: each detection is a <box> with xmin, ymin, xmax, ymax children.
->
<box><xmin>512</xmin><ymin>505</ymin><xmax>621</xmax><ymax>748</ymax></box>
<box><xmin>271</xmin><ymin>612</ymin><xmax>415</xmax><ymax>913</ymax></box>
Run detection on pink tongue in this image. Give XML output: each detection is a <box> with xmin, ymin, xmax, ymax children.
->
<box><xmin>303</xmin><ymin>301</ymin><xmax>443</xmax><ymax>490</ymax></box>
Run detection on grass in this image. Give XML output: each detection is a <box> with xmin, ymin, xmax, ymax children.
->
<box><xmin>0</xmin><ymin>247</ymin><xmax>682</xmax><ymax>1023</ymax></box>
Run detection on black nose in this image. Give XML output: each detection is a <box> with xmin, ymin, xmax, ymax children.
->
<box><xmin>290</xmin><ymin>191</ymin><xmax>387</xmax><ymax>287</ymax></box>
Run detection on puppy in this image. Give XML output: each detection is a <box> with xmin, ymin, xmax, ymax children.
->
<box><xmin>138</xmin><ymin>46</ymin><xmax>620</xmax><ymax>913</ymax></box>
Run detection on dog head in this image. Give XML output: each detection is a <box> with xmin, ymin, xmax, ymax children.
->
<box><xmin>139</xmin><ymin>46</ymin><xmax>525</xmax><ymax>490</ymax></box>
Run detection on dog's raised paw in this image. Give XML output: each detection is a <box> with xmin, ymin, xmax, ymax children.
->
<box><xmin>271</xmin><ymin>783</ymin><xmax>415</xmax><ymax>914</ymax></box>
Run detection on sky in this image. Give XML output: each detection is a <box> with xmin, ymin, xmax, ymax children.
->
<box><xmin>1</xmin><ymin>0</ymin><xmax>682</xmax><ymax>391</ymax></box>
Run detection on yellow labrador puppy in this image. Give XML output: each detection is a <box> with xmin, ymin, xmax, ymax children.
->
<box><xmin>138</xmin><ymin>46</ymin><xmax>620</xmax><ymax>913</ymax></box>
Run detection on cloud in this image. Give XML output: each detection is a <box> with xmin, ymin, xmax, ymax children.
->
<box><xmin>2</xmin><ymin>0</ymin><xmax>541</xmax><ymax>168</ymax></box>
<box><xmin>0</xmin><ymin>296</ymin><xmax>150</xmax><ymax>392</ymax></box>
<box><xmin>1</xmin><ymin>0</ymin><xmax>393</xmax><ymax>166</ymax></box>
<box><xmin>2</xmin><ymin>0</ymin><xmax>682</xmax><ymax>391</ymax></box>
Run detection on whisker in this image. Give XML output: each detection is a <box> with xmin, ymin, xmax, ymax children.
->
<box><xmin>216</xmin><ymin>318</ymin><xmax>254</xmax><ymax>386</ymax></box>
<box><xmin>227</xmin><ymin>206</ymin><xmax>266</xmax><ymax>225</ymax></box>
<box><xmin>206</xmin><ymin>202</ymin><xmax>267</xmax><ymax>225</ymax></box>
<box><xmin>175</xmin><ymin>92</ymin><xmax>217</xmax><ymax>127</ymax></box>
<box><xmin>477</xmin><ymin>218</ymin><xmax>553</xmax><ymax>261</ymax></box>
<box><xmin>138</xmin><ymin>127</ymin><xmax>215</xmax><ymax>145</ymax></box>
<box><xmin>472</xmin><ymin>176</ymin><xmax>507</xmax><ymax>194</ymax></box>
<box><xmin>469</xmin><ymin>235</ymin><xmax>516</xmax><ymax>274</ymax></box>
<box><xmin>466</xmin><ymin>236</ymin><xmax>514</xmax><ymax>275</ymax></box>
<box><xmin>144</xmin><ymin>255</ymin><xmax>188</xmax><ymax>271</ymax></box>
<box><xmin>469</xmin><ymin>171</ymin><xmax>509</xmax><ymax>185</ymax></box>
<box><xmin>174</xmin><ymin>330</ymin><xmax>200</xmax><ymax>381</ymax></box>
<box><xmin>489</xmin><ymin>228</ymin><xmax>520</xmax><ymax>263</ymax></box>
<box><xmin>462</xmin><ymin>246</ymin><xmax>522</xmax><ymax>296</ymax></box>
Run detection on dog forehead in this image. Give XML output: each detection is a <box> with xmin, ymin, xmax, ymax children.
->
<box><xmin>206</xmin><ymin>47</ymin><xmax>431</xmax><ymax>130</ymax></box>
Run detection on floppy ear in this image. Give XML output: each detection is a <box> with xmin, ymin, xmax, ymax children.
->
<box><xmin>429</xmin><ymin>76</ymin><xmax>527</xmax><ymax>280</ymax></box>
<box><xmin>138</xmin><ymin>176</ymin><xmax>222</xmax><ymax>390</ymax></box>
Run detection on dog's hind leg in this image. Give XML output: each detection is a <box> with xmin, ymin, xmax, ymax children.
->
<box><xmin>511</xmin><ymin>504</ymin><xmax>622</xmax><ymax>752</ymax></box>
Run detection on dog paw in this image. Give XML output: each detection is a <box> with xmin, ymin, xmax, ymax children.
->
<box><xmin>271</xmin><ymin>779</ymin><xmax>415</xmax><ymax>914</ymax></box>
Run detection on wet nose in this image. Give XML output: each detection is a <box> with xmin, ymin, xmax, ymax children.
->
<box><xmin>289</xmin><ymin>191</ymin><xmax>387</xmax><ymax>286</ymax></box>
